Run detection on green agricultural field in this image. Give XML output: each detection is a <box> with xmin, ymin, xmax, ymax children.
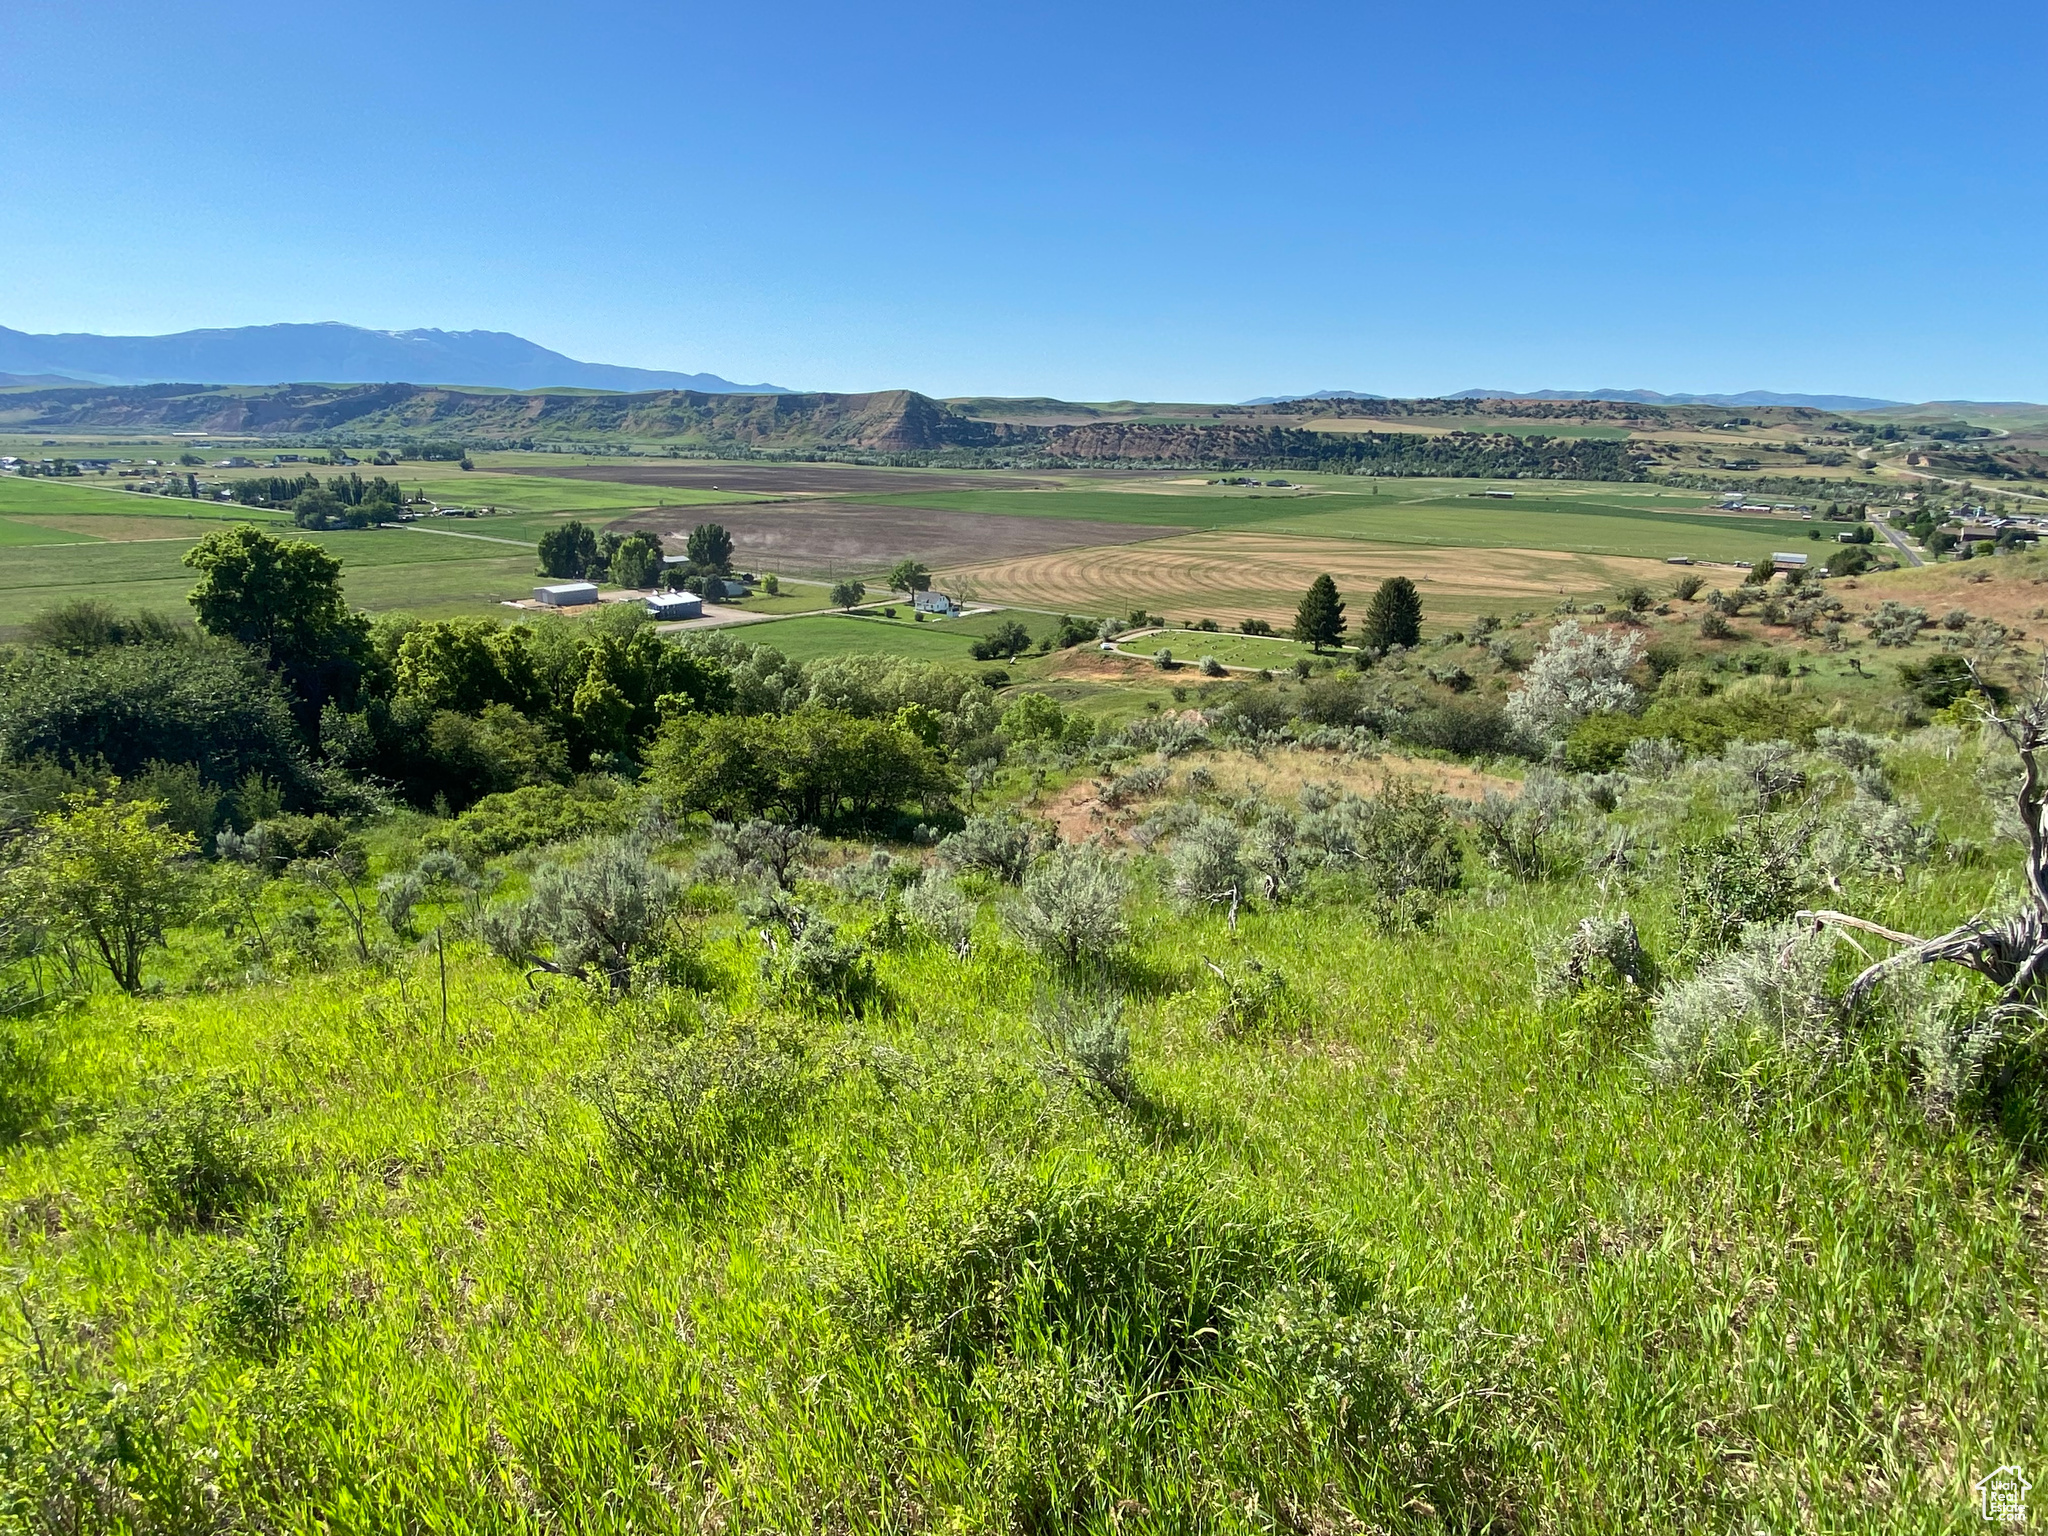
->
<box><xmin>719</xmin><ymin>579</ymin><xmax>836</xmax><ymax>615</ymax></box>
<box><xmin>0</xmin><ymin>523</ymin><xmax>543</xmax><ymax>633</ymax></box>
<box><xmin>0</xmin><ymin>517</ymin><xmax>99</xmax><ymax>546</ymax></box>
<box><xmin>1115</xmin><ymin>627</ymin><xmax>1322</xmax><ymax>668</ymax></box>
<box><xmin>0</xmin><ymin>475</ymin><xmax>149</xmax><ymax>518</ymax></box>
<box><xmin>728</xmin><ymin>612</ymin><xmax>993</xmax><ymax>663</ymax></box>
<box><xmin>376</xmin><ymin>471</ymin><xmax>756</xmax><ymax>518</ymax></box>
<box><xmin>1260</xmin><ymin>489</ymin><xmax>1813</xmax><ymax>562</ymax></box>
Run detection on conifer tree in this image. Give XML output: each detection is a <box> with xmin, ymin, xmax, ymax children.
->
<box><xmin>1293</xmin><ymin>574</ymin><xmax>1346</xmax><ymax>652</ymax></box>
<box><xmin>1361</xmin><ymin>575</ymin><xmax>1423</xmax><ymax>651</ymax></box>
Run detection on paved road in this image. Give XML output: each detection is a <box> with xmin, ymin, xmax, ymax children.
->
<box><xmin>1874</xmin><ymin>519</ymin><xmax>1925</xmax><ymax>568</ymax></box>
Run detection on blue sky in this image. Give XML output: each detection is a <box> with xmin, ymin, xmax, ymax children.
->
<box><xmin>2</xmin><ymin>1</ymin><xmax>2043</xmax><ymax>402</ymax></box>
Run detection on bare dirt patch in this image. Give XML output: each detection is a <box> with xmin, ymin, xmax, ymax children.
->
<box><xmin>944</xmin><ymin>531</ymin><xmax>1680</xmax><ymax>627</ymax></box>
<box><xmin>608</xmin><ymin>503</ymin><xmax>1177</xmax><ymax>580</ymax></box>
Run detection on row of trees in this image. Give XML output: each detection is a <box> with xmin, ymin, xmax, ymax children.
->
<box><xmin>1292</xmin><ymin>574</ymin><xmax>1424</xmax><ymax>653</ymax></box>
<box><xmin>538</xmin><ymin>519</ymin><xmax>737</xmax><ymax>594</ymax></box>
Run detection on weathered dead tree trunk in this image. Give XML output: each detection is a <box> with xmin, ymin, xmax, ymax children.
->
<box><xmin>1800</xmin><ymin>664</ymin><xmax>2048</xmax><ymax>1027</ymax></box>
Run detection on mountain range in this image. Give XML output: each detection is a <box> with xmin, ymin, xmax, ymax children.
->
<box><xmin>0</xmin><ymin>322</ymin><xmax>789</xmax><ymax>395</ymax></box>
<box><xmin>1250</xmin><ymin>386</ymin><xmax>1906</xmax><ymax>410</ymax></box>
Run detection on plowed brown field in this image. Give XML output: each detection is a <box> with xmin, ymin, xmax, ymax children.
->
<box><xmin>609</xmin><ymin>502</ymin><xmax>1176</xmax><ymax>578</ymax></box>
<box><xmin>942</xmin><ymin>532</ymin><xmax>1682</xmax><ymax>626</ymax></box>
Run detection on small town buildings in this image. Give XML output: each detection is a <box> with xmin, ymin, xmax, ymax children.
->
<box><xmin>533</xmin><ymin>582</ymin><xmax>600</xmax><ymax>606</ymax></box>
<box><xmin>645</xmin><ymin>591</ymin><xmax>703</xmax><ymax>619</ymax></box>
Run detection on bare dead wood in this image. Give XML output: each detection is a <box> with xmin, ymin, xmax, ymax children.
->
<box><xmin>1805</xmin><ymin>657</ymin><xmax>2048</xmax><ymax>1022</ymax></box>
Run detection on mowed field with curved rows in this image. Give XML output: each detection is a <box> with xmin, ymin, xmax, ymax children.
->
<box><xmin>941</xmin><ymin>531</ymin><xmax>1692</xmax><ymax>628</ymax></box>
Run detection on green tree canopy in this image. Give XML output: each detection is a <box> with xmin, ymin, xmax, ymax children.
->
<box><xmin>1360</xmin><ymin>576</ymin><xmax>1422</xmax><ymax>651</ymax></box>
<box><xmin>1293</xmin><ymin>574</ymin><xmax>1347</xmax><ymax>652</ymax></box>
<box><xmin>537</xmin><ymin>521</ymin><xmax>599</xmax><ymax>579</ymax></box>
<box><xmin>395</xmin><ymin>618</ymin><xmax>547</xmax><ymax>717</ymax></box>
<box><xmin>970</xmin><ymin>620</ymin><xmax>1031</xmax><ymax>661</ymax></box>
<box><xmin>686</xmin><ymin>523</ymin><xmax>734</xmax><ymax>571</ymax></box>
<box><xmin>830</xmin><ymin>580</ymin><xmax>867</xmax><ymax>610</ymax></box>
<box><xmin>608</xmin><ymin>531</ymin><xmax>665</xmax><ymax>590</ymax></box>
<box><xmin>0</xmin><ymin>639</ymin><xmax>312</xmax><ymax>796</ymax></box>
<box><xmin>887</xmin><ymin>559</ymin><xmax>933</xmax><ymax>595</ymax></box>
<box><xmin>182</xmin><ymin>525</ymin><xmax>371</xmax><ymax>719</ymax></box>
<box><xmin>648</xmin><ymin>708</ymin><xmax>953</xmax><ymax>827</ymax></box>
<box><xmin>8</xmin><ymin>790</ymin><xmax>196</xmax><ymax>993</ymax></box>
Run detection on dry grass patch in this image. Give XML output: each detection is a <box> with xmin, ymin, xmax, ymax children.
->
<box><xmin>1040</xmin><ymin>746</ymin><xmax>1517</xmax><ymax>844</ymax></box>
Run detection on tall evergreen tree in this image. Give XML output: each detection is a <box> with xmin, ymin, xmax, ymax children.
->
<box><xmin>1361</xmin><ymin>576</ymin><xmax>1423</xmax><ymax>651</ymax></box>
<box><xmin>1292</xmin><ymin>574</ymin><xmax>1346</xmax><ymax>652</ymax></box>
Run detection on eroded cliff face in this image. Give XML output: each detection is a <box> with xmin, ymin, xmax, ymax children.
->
<box><xmin>0</xmin><ymin>381</ymin><xmax>1018</xmax><ymax>450</ymax></box>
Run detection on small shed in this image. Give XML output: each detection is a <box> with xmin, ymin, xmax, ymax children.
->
<box><xmin>1770</xmin><ymin>552</ymin><xmax>1809</xmax><ymax>571</ymax></box>
<box><xmin>914</xmin><ymin>589</ymin><xmax>961</xmax><ymax>616</ymax></box>
<box><xmin>534</xmin><ymin>582</ymin><xmax>600</xmax><ymax>606</ymax></box>
<box><xmin>645</xmin><ymin>591</ymin><xmax>703</xmax><ymax>619</ymax></box>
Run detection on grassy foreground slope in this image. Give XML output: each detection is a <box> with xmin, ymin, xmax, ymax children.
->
<box><xmin>3</xmin><ymin>735</ymin><xmax>2043</xmax><ymax>1530</ymax></box>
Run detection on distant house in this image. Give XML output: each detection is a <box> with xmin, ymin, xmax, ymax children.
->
<box><xmin>663</xmin><ymin>567</ymin><xmax>750</xmax><ymax>599</ymax></box>
<box><xmin>534</xmin><ymin>582</ymin><xmax>600</xmax><ymax>607</ymax></box>
<box><xmin>213</xmin><ymin>457</ymin><xmax>255</xmax><ymax>469</ymax></box>
<box><xmin>1771</xmin><ymin>552</ymin><xmax>1809</xmax><ymax>570</ymax></box>
<box><xmin>645</xmin><ymin>591</ymin><xmax>703</xmax><ymax>619</ymax></box>
<box><xmin>914</xmin><ymin>589</ymin><xmax>962</xmax><ymax>616</ymax></box>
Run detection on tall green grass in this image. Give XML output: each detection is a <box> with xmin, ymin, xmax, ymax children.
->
<box><xmin>0</xmin><ymin>775</ymin><xmax>2041</xmax><ymax>1530</ymax></box>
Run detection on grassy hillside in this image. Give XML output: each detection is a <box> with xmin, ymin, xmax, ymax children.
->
<box><xmin>1</xmin><ymin>689</ymin><xmax>2041</xmax><ymax>1529</ymax></box>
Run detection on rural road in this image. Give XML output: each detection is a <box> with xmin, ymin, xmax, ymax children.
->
<box><xmin>1874</xmin><ymin>519</ymin><xmax>1925</xmax><ymax>567</ymax></box>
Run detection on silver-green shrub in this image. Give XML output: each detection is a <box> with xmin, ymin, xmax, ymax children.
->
<box><xmin>1007</xmin><ymin>844</ymin><xmax>1130</xmax><ymax>967</ymax></box>
<box><xmin>1649</xmin><ymin>922</ymin><xmax>1837</xmax><ymax>1080</ymax></box>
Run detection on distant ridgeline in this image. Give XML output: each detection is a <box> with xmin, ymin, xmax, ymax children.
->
<box><xmin>0</xmin><ymin>380</ymin><xmax>1642</xmax><ymax>477</ymax></box>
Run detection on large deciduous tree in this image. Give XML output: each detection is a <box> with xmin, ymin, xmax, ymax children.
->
<box><xmin>607</xmin><ymin>531</ymin><xmax>665</xmax><ymax>590</ymax></box>
<box><xmin>537</xmin><ymin>521</ymin><xmax>599</xmax><ymax>579</ymax></box>
<box><xmin>887</xmin><ymin>559</ymin><xmax>933</xmax><ymax>595</ymax></box>
<box><xmin>686</xmin><ymin>523</ymin><xmax>734</xmax><ymax>571</ymax></box>
<box><xmin>649</xmin><ymin>708</ymin><xmax>954</xmax><ymax>827</ymax></box>
<box><xmin>182</xmin><ymin>525</ymin><xmax>370</xmax><ymax>723</ymax></box>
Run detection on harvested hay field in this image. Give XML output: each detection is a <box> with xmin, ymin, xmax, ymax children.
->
<box><xmin>513</xmin><ymin>463</ymin><xmax>1066</xmax><ymax>497</ymax></box>
<box><xmin>945</xmin><ymin>531</ymin><xmax>1683</xmax><ymax>626</ymax></box>
<box><xmin>610</xmin><ymin>503</ymin><xmax>1176</xmax><ymax>579</ymax></box>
